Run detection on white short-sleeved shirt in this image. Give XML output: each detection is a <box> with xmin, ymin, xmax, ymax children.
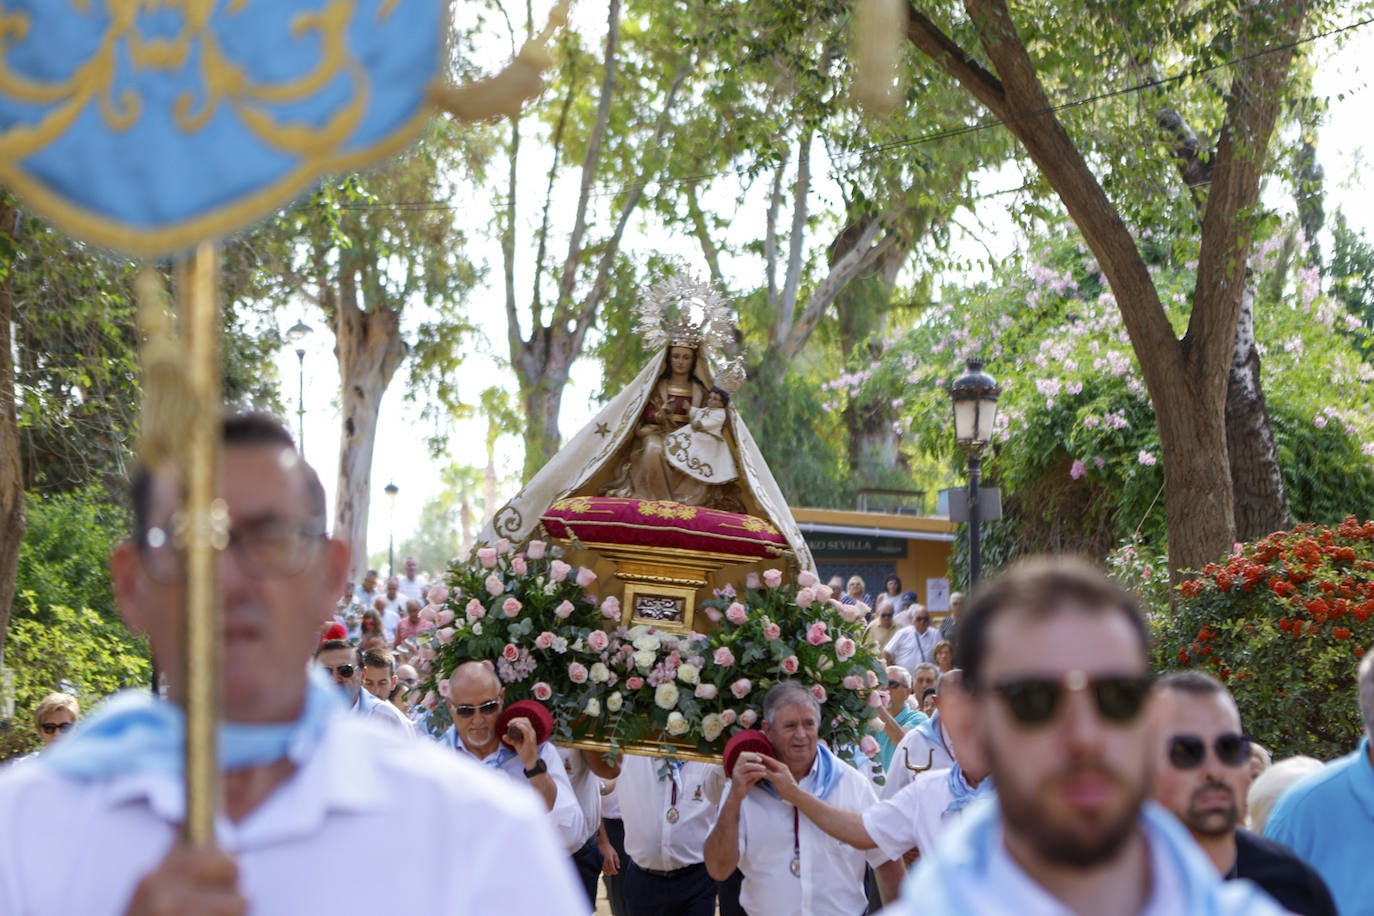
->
<box><xmin>560</xmin><ymin>747</ymin><xmax>602</xmax><ymax>845</ymax></box>
<box><xmin>725</xmin><ymin>754</ymin><xmax>887</xmax><ymax>916</ymax></box>
<box><xmin>862</xmin><ymin>767</ymin><xmax>962</xmax><ymax>861</ymax></box>
<box><xmin>448</xmin><ymin>731</ymin><xmax>586</xmax><ymax>853</ymax></box>
<box><xmin>0</xmin><ymin>714</ymin><xmax>583</xmax><ymax>915</ymax></box>
<box><xmin>616</xmin><ymin>756</ymin><xmax>725</xmax><ymax>871</ymax></box>
<box><xmin>883</xmin><ymin>627</ymin><xmax>939</xmax><ymax>672</ymax></box>
<box><xmin>881</xmin><ymin>718</ymin><xmax>955</xmax><ymax>800</ymax></box>
<box><xmin>354</xmin><ymin>684</ymin><xmax>413</xmax><ymax>735</ymax></box>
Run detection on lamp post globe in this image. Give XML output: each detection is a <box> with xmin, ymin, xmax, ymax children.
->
<box><xmin>384</xmin><ymin>480</ymin><xmax>399</xmax><ymax>575</ymax></box>
<box><xmin>285</xmin><ymin>319</ymin><xmax>312</xmax><ymax>452</ymax></box>
<box><xmin>949</xmin><ymin>359</ymin><xmax>1000</xmax><ymax>586</ymax></box>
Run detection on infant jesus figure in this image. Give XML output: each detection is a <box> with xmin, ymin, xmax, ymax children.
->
<box><xmin>664</xmin><ymin>386</ymin><xmax>739</xmax><ymax>486</ymax></box>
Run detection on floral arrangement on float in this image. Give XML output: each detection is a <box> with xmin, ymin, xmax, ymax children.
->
<box><xmin>1155</xmin><ymin>516</ymin><xmax>1374</xmax><ymax>760</ymax></box>
<box><xmin>412</xmin><ymin>539</ymin><xmax>886</xmax><ymax>758</ymax></box>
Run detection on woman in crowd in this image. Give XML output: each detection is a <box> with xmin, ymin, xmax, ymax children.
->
<box><xmin>32</xmin><ymin>692</ymin><xmax>80</xmax><ymax>747</ymax></box>
<box><xmin>932</xmin><ymin>639</ymin><xmax>954</xmax><ymax>673</ymax></box>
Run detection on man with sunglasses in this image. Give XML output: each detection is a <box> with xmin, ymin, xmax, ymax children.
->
<box><xmin>892</xmin><ymin>557</ymin><xmax>1286</xmax><ymax>914</ymax></box>
<box><xmin>0</xmin><ymin>412</ymin><xmax>582</xmax><ymax>914</ymax></box>
<box><xmin>1152</xmin><ymin>672</ymin><xmax>1334</xmax><ymax>915</ymax></box>
<box><xmin>313</xmin><ymin>639</ymin><xmax>412</xmax><ymax>734</ymax></box>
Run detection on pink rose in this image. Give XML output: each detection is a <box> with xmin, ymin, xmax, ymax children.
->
<box><xmin>781</xmin><ymin>655</ymin><xmax>799</xmax><ymax>675</ymax></box>
<box><xmin>797</xmin><ymin>571</ymin><xmax>819</xmax><ymax>588</ymax></box>
<box><xmin>626</xmin><ymin>676</ymin><xmax>645</xmax><ymax>691</ymax></box>
<box><xmin>466</xmin><ymin>598</ymin><xmax>486</xmax><ymax>620</ymax></box>
<box><xmin>816</xmin><ymin>585</ymin><xmax>833</xmax><ymax>602</ymax></box>
<box><xmin>535</xmin><ymin>631</ymin><xmax>555</xmax><ymax>650</ymax></box>
<box><xmin>795</xmin><ymin>587</ymin><xmax>815</xmax><ymax>609</ymax></box>
<box><xmin>423</xmin><ymin>691</ymin><xmax>438</xmax><ymax>710</ymax></box>
<box><xmin>436</xmin><ymin>609</ymin><xmax>455</xmax><ymax>627</ymax></box>
<box><xmin>714</xmin><ymin>647</ymin><xmax>736</xmax><ymax>667</ymax></box>
<box><xmin>810</xmin><ymin>684</ymin><xmax>828</xmax><ymax>703</ymax></box>
<box><xmin>763</xmin><ymin>621</ymin><xmax>781</xmax><ymax>641</ymax></box>
<box><xmin>484</xmin><ymin>574</ymin><xmax>504</xmax><ymax>596</ymax></box>
<box><xmin>550</xmin><ymin>560</ymin><xmax>572</xmax><ymax>582</ymax></box>
<box><xmin>835</xmin><ymin>636</ymin><xmax>856</xmax><ymax>661</ymax></box>
<box><xmin>859</xmin><ymin>735</ymin><xmax>880</xmax><ymax>757</ymax></box>
<box><xmin>740</xmin><ymin>709</ymin><xmax>758</xmax><ymax>727</ymax></box>
<box><xmin>867</xmin><ymin>690</ymin><xmax>888</xmax><ymax>708</ymax></box>
<box><xmin>502</xmin><ymin>597</ymin><xmax>522</xmax><ymax>618</ymax></box>
<box><xmin>419</xmin><ymin>605</ymin><xmax>438</xmax><ymax>622</ymax></box>
<box><xmin>763</xmin><ymin>568</ymin><xmax>783</xmax><ymax>589</ymax></box>
<box><xmin>704</xmin><ymin>606</ymin><xmax>723</xmax><ymax>623</ymax></box>
<box><xmin>838</xmin><ymin>603</ymin><xmax>864</xmax><ymax>623</ymax></box>
<box><xmin>436</xmin><ymin>627</ymin><xmax>456</xmax><ymax>646</ymax></box>
<box><xmin>418</xmin><ymin>645</ymin><xmax>436</xmax><ymax>660</ymax></box>
<box><xmin>428</xmin><ymin>584</ymin><xmax>450</xmax><ymax>604</ymax></box>
<box><xmin>438</xmin><ymin>680</ymin><xmax>451</xmax><ymax>698</ymax></box>
<box><xmin>576</xmin><ymin>566</ymin><xmax>597</xmax><ymax>588</ymax></box>
<box><xmin>511</xmin><ymin>556</ymin><xmax>528</xmax><ymax>576</ymax></box>
<box><xmin>495</xmin><ymin>538</ymin><xmax>512</xmax><ymax>555</ymax></box>
<box><xmin>588</xmin><ymin>630</ymin><xmax>610</xmax><ymax>652</ymax></box>
<box><xmin>569</xmin><ymin>662</ymin><xmax>589</xmax><ymax>684</ymax></box>
<box><xmin>476</xmin><ymin>547</ymin><xmax>498</xmax><ymax>568</ymax></box>
<box><xmin>527</xmin><ymin>540</ymin><xmax>547</xmax><ymax>560</ymax></box>
<box><xmin>730</xmin><ymin>678</ymin><xmax>752</xmax><ymax>699</ymax></box>
<box><xmin>865</xmin><ymin>670</ymin><xmax>880</xmax><ymax>688</ymax></box>
<box><xmin>554</xmin><ymin>600</ymin><xmax>575</xmax><ymax>619</ymax></box>
<box><xmin>806</xmin><ymin>622</ymin><xmax>831</xmax><ymax>646</ymax></box>
<box><xmin>416</xmin><ymin>659</ymin><xmax>432</xmax><ymax>675</ymax></box>
<box><xmin>745</xmin><ymin>572</ymin><xmax>761</xmax><ymax>590</ymax></box>
<box><xmin>726</xmin><ymin>603</ymin><xmax>748</xmax><ymax>625</ymax></box>
<box><xmin>501</xmin><ymin>643</ymin><xmax>520</xmax><ymax>662</ymax></box>
<box><xmin>532</xmin><ymin>681</ymin><xmax>553</xmax><ymax>701</ymax></box>
<box><xmin>601</xmin><ymin>596</ymin><xmax>621</xmax><ymax>620</ymax></box>
<box><xmin>719</xmin><ymin>708</ymin><xmax>737</xmax><ymax>726</ymax></box>
<box><xmin>842</xmin><ymin>674</ymin><xmax>863</xmax><ymax>691</ymax></box>
<box><xmin>695</xmin><ymin>683</ymin><xmax>718</xmax><ymax>700</ymax></box>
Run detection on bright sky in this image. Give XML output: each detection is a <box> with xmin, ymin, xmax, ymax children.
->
<box><xmin>276</xmin><ymin>14</ymin><xmax>1374</xmax><ymax>568</ymax></box>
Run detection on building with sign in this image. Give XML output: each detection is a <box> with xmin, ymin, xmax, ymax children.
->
<box><xmin>791</xmin><ymin>507</ymin><xmax>957</xmax><ymax>612</ymax></box>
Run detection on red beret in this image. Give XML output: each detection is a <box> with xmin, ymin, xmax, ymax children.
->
<box><xmin>497</xmin><ymin>699</ymin><xmax>554</xmax><ymax>748</ymax></box>
<box><xmin>320</xmin><ymin>622</ymin><xmax>348</xmax><ymax>642</ymax></box>
<box><xmin>723</xmin><ymin>729</ymin><xmax>775</xmax><ymax>777</ymax></box>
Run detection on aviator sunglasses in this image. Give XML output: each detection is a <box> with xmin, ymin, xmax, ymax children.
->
<box><xmin>452</xmin><ymin>699</ymin><xmax>501</xmax><ymax>719</ymax></box>
<box><xmin>320</xmin><ymin>663</ymin><xmax>356</xmax><ymax>679</ymax></box>
<box><xmin>986</xmin><ymin>671</ymin><xmax>1153</xmax><ymax>726</ymax></box>
<box><xmin>1167</xmin><ymin>733</ymin><xmax>1251</xmax><ymax>769</ymax></box>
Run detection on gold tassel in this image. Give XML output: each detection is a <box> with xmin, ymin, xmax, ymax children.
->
<box><xmin>852</xmin><ymin>0</ymin><xmax>906</xmax><ymax>118</ymax></box>
<box><xmin>134</xmin><ymin>266</ymin><xmax>195</xmax><ymax>471</ymax></box>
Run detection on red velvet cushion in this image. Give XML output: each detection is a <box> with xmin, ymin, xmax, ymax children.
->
<box><xmin>541</xmin><ymin>497</ymin><xmax>787</xmax><ymax>558</ymax></box>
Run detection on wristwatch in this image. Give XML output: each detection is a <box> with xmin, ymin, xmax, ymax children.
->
<box><xmin>523</xmin><ymin>758</ymin><xmax>548</xmax><ymax>779</ymax></box>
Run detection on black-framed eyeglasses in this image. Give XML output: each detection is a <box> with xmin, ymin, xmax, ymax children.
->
<box><xmin>140</xmin><ymin>514</ymin><xmax>326</xmax><ymax>583</ymax></box>
<box><xmin>913</xmin><ymin>616</ymin><xmax>930</xmax><ymax>623</ymax></box>
<box><xmin>453</xmin><ymin>699</ymin><xmax>501</xmax><ymax>718</ymax></box>
<box><xmin>320</xmin><ymin>663</ymin><xmax>356</xmax><ymax>679</ymax></box>
<box><xmin>39</xmin><ymin>722</ymin><xmax>73</xmax><ymax>735</ymax></box>
<box><xmin>1168</xmin><ymin>733</ymin><xmax>1251</xmax><ymax>769</ymax></box>
<box><xmin>985</xmin><ymin>672</ymin><xmax>1152</xmax><ymax>727</ymax></box>
<box><xmin>886</xmin><ymin>680</ymin><xmax>904</xmax><ymax>689</ymax></box>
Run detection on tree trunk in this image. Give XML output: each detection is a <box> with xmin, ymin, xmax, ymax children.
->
<box><xmin>0</xmin><ymin>199</ymin><xmax>22</xmax><ymax>670</ymax></box>
<box><xmin>333</xmin><ymin>275</ymin><xmax>406</xmax><ymax>583</ymax></box>
<box><xmin>1227</xmin><ymin>282</ymin><xmax>1289</xmax><ymax>540</ymax></box>
<box><xmin>515</xmin><ymin>337</ymin><xmax>571</xmax><ymax>479</ymax></box>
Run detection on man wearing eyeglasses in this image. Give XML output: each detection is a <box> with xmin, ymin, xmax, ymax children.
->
<box><xmin>1152</xmin><ymin>672</ymin><xmax>1334</xmax><ymax>915</ymax></box>
<box><xmin>0</xmin><ymin>412</ymin><xmax>582</xmax><ymax>914</ymax></box>
<box><xmin>892</xmin><ymin>557</ymin><xmax>1286</xmax><ymax>914</ymax></box>
<box><xmin>883</xmin><ymin>605</ymin><xmax>938</xmax><ymax>677</ymax></box>
<box><xmin>441</xmin><ymin>661</ymin><xmax>587</xmax><ymax>855</ymax></box>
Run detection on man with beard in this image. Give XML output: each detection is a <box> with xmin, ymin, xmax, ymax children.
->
<box><xmin>1152</xmin><ymin>672</ymin><xmax>1334</xmax><ymax>915</ymax></box>
<box><xmin>894</xmin><ymin>557</ymin><xmax>1286</xmax><ymax>914</ymax></box>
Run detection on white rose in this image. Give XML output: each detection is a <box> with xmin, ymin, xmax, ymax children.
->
<box><xmin>633</xmin><ymin>633</ymin><xmax>661</xmax><ymax>652</ymax></box>
<box><xmin>590</xmin><ymin>662</ymin><xmax>610</xmax><ymax>683</ymax></box>
<box><xmin>666</xmin><ymin>711</ymin><xmax>690</xmax><ymax>736</ymax></box>
<box><xmin>701</xmin><ymin>713</ymin><xmax>724</xmax><ymax>742</ymax></box>
<box><xmin>552</xmin><ymin>636</ymin><xmax>569</xmax><ymax>654</ymax></box>
<box><xmin>472</xmin><ymin>622</ymin><xmax>483</xmax><ymax>635</ymax></box>
<box><xmin>677</xmin><ymin>663</ymin><xmax>700</xmax><ymax>685</ymax></box>
<box><xmin>607</xmin><ymin>691</ymin><xmax>623</xmax><ymax>712</ymax></box>
<box><xmin>584</xmin><ymin>697</ymin><xmax>602</xmax><ymax>717</ymax></box>
<box><xmin>655</xmin><ymin>682</ymin><xmax>679</xmax><ymax>710</ymax></box>
<box><xmin>634</xmin><ymin>649</ymin><xmax>656</xmax><ymax>671</ymax></box>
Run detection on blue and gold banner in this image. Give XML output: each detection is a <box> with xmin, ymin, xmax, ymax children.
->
<box><xmin>0</xmin><ymin>0</ymin><xmax>445</xmax><ymax>257</ymax></box>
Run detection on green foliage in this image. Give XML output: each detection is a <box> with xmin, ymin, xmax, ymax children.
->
<box><xmin>1</xmin><ymin>595</ymin><xmax>150</xmax><ymax>760</ymax></box>
<box><xmin>1154</xmin><ymin>519</ymin><xmax>1374</xmax><ymax>760</ymax></box>
<box><xmin>15</xmin><ymin>487</ymin><xmax>126</xmax><ymax>626</ymax></box>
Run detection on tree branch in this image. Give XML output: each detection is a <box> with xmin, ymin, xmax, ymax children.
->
<box><xmin>780</xmin><ymin>219</ymin><xmax>891</xmax><ymax>359</ymax></box>
<box><xmin>685</xmin><ymin>182</ymin><xmax>724</xmax><ymax>287</ymax></box>
<box><xmin>779</xmin><ymin>128</ymin><xmax>813</xmax><ymax>341</ymax></box>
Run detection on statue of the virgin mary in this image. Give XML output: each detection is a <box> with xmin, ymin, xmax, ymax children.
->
<box><xmin>478</xmin><ymin>274</ymin><xmax>812</xmax><ymax>569</ymax></box>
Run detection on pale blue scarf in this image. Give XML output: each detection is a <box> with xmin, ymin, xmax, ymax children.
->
<box><xmin>40</xmin><ymin>668</ymin><xmax>342</xmax><ymax>780</ymax></box>
<box><xmin>942</xmin><ymin>762</ymin><xmax>993</xmax><ymax>818</ymax></box>
<box><xmin>759</xmin><ymin>743</ymin><xmax>844</xmax><ymax>801</ymax></box>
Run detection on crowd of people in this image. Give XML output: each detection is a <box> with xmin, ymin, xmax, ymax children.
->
<box><xmin>4</xmin><ymin>413</ymin><xmax>1372</xmax><ymax>915</ymax></box>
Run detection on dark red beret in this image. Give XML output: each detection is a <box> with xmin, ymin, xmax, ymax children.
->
<box><xmin>497</xmin><ymin>699</ymin><xmax>554</xmax><ymax>748</ymax></box>
<box><xmin>723</xmin><ymin>728</ymin><xmax>775</xmax><ymax>777</ymax></box>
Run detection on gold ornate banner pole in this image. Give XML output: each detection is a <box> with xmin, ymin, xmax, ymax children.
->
<box><xmin>180</xmin><ymin>243</ymin><xmax>223</xmax><ymax>845</ymax></box>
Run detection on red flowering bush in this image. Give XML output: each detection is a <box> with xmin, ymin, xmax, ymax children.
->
<box><xmin>1154</xmin><ymin>517</ymin><xmax>1374</xmax><ymax>759</ymax></box>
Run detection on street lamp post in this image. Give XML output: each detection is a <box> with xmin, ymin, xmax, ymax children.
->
<box><xmin>384</xmin><ymin>480</ymin><xmax>399</xmax><ymax>576</ymax></box>
<box><xmin>950</xmin><ymin>358</ymin><xmax>1001</xmax><ymax>587</ymax></box>
<box><xmin>285</xmin><ymin>319</ymin><xmax>312</xmax><ymax>452</ymax></box>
